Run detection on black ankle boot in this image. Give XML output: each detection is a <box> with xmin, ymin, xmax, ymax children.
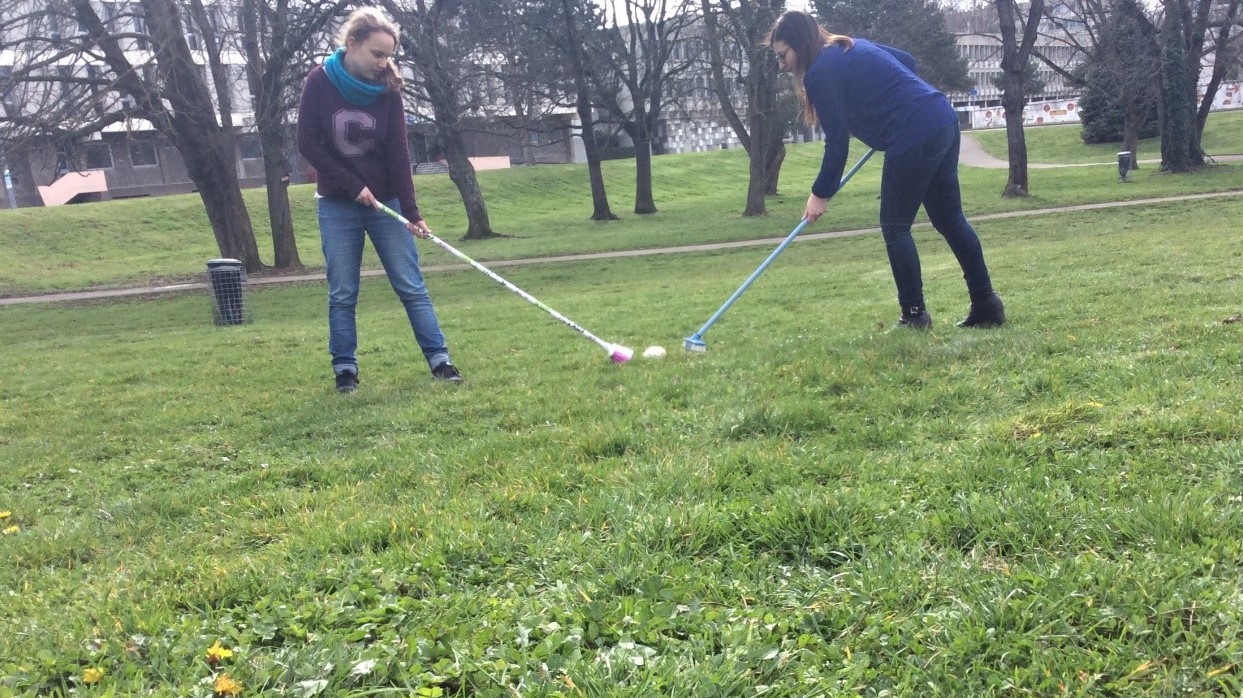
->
<box><xmin>896</xmin><ymin>307</ymin><xmax>932</xmax><ymax>330</ymax></box>
<box><xmin>957</xmin><ymin>293</ymin><xmax>1005</xmax><ymax>328</ymax></box>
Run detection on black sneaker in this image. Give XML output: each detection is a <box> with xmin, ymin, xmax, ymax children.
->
<box><xmin>431</xmin><ymin>362</ymin><xmax>463</xmax><ymax>383</ymax></box>
<box><xmin>896</xmin><ymin>309</ymin><xmax>932</xmax><ymax>330</ymax></box>
<box><xmin>335</xmin><ymin>370</ymin><xmax>358</xmax><ymax>393</ymax></box>
<box><xmin>956</xmin><ymin>294</ymin><xmax>1006</xmax><ymax>328</ymax></box>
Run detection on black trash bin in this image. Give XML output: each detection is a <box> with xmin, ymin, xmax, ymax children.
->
<box><xmin>1117</xmin><ymin>151</ymin><xmax>1133</xmax><ymax>181</ymax></box>
<box><xmin>206</xmin><ymin>258</ymin><xmax>248</xmax><ymax>326</ymax></box>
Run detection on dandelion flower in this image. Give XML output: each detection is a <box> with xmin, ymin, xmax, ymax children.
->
<box><xmin>82</xmin><ymin>667</ymin><xmax>104</xmax><ymax>684</ymax></box>
<box><xmin>2</xmin><ymin>525</ymin><xmax>18</xmax><ymax>535</ymax></box>
<box><xmin>206</xmin><ymin>640</ymin><xmax>235</xmax><ymax>665</ymax></box>
<box><xmin>0</xmin><ymin>511</ymin><xmax>11</xmax><ymax>519</ymax></box>
<box><xmin>213</xmin><ymin>672</ymin><xmax>243</xmax><ymax>697</ymax></box>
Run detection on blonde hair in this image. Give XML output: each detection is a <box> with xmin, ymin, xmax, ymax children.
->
<box><xmin>766</xmin><ymin>11</ymin><xmax>853</xmax><ymax>125</ymax></box>
<box><xmin>339</xmin><ymin>7</ymin><xmax>403</xmax><ymax>93</ymax></box>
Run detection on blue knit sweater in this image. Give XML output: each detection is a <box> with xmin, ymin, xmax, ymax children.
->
<box><xmin>805</xmin><ymin>39</ymin><xmax>958</xmax><ymax>199</ymax></box>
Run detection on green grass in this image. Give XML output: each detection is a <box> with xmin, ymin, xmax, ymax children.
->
<box><xmin>1</xmin><ymin>110</ymin><xmax>1241</xmax><ymax>296</ymax></box>
<box><xmin>2</xmin><ymin>181</ymin><xmax>1242</xmax><ymax>695</ymax></box>
<box><xmin>972</xmin><ymin>109</ymin><xmax>1243</xmax><ymax>165</ymax></box>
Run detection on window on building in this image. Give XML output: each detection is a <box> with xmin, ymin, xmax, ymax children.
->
<box><xmin>129</xmin><ymin>140</ymin><xmax>158</xmax><ymax>166</ymax></box>
<box><xmin>85</xmin><ymin>142</ymin><xmax>114</xmax><ymax>169</ymax></box>
<box><xmin>238</xmin><ymin>134</ymin><xmax>262</xmax><ymax>160</ymax></box>
<box><xmin>230</xmin><ymin>65</ymin><xmax>253</xmax><ymax>109</ymax></box>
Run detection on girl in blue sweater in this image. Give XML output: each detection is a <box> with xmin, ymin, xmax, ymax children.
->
<box><xmin>768</xmin><ymin>11</ymin><xmax>1005</xmax><ymax>330</ymax></box>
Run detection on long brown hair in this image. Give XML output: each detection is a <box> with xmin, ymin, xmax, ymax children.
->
<box><xmin>765</xmin><ymin>11</ymin><xmax>853</xmax><ymax>125</ymax></box>
<box><xmin>339</xmin><ymin>7</ymin><xmax>404</xmax><ymax>93</ymax></box>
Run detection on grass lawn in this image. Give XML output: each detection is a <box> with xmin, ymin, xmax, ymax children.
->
<box><xmin>971</xmin><ymin>109</ymin><xmax>1243</xmax><ymax>165</ymax></box>
<box><xmin>1</xmin><ymin>170</ymin><xmax>1241</xmax><ymax>694</ymax></box>
<box><xmin>0</xmin><ymin>110</ymin><xmax>1240</xmax><ymax>297</ymax></box>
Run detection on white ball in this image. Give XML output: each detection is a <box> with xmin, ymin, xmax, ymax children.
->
<box><xmin>642</xmin><ymin>345</ymin><xmax>667</xmax><ymax>359</ymax></box>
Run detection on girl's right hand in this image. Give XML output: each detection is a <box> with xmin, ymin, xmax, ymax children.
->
<box><xmin>803</xmin><ymin>193</ymin><xmax>828</xmax><ymax>223</ymax></box>
<box><xmin>356</xmin><ymin>186</ymin><xmax>378</xmax><ymax>208</ymax></box>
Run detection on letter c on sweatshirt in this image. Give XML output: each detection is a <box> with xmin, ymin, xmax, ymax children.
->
<box><xmin>333</xmin><ymin>110</ymin><xmax>377</xmax><ymax>157</ymax></box>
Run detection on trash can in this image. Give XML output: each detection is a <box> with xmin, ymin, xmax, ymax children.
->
<box><xmin>1117</xmin><ymin>151</ymin><xmax>1133</xmax><ymax>181</ymax></box>
<box><xmin>206</xmin><ymin>258</ymin><xmax>249</xmax><ymax>326</ymax></box>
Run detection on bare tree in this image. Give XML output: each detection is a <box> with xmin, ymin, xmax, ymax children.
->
<box><xmin>381</xmin><ymin>0</ymin><xmax>498</xmax><ymax>240</ymax></box>
<box><xmin>1193</xmin><ymin>0</ymin><xmax>1241</xmax><ymax>135</ymax></box>
<box><xmin>1040</xmin><ymin>0</ymin><xmax>1239</xmax><ymax>171</ymax></box>
<box><xmin>589</xmin><ymin>0</ymin><xmax>700</xmax><ymax>215</ymax></box>
<box><xmin>552</xmin><ymin>0</ymin><xmax>621</xmax><ymax>220</ymax></box>
<box><xmin>0</xmin><ymin>0</ymin><xmax>262</xmax><ymax>267</ymax></box>
<box><xmin>699</xmin><ymin>0</ymin><xmax>787</xmax><ymax>216</ymax></box>
<box><xmin>1096</xmin><ymin>0</ymin><xmax>1159</xmax><ymax>171</ymax></box>
<box><xmin>1158</xmin><ymin>0</ymin><xmax>1202</xmax><ymax>170</ymax></box>
<box><xmin>1154</xmin><ymin>0</ymin><xmax>1239</xmax><ymax>170</ymax></box>
<box><xmin>994</xmin><ymin>0</ymin><xmax>1044</xmax><ymax>197</ymax></box>
<box><xmin>459</xmin><ymin>0</ymin><xmax>565</xmax><ymax>168</ymax></box>
<box><xmin>237</xmin><ymin>0</ymin><xmax>349</xmax><ymax>268</ymax></box>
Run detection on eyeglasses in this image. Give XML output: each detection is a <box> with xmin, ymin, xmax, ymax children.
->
<box><xmin>774</xmin><ymin>48</ymin><xmax>791</xmax><ymax>65</ymax></box>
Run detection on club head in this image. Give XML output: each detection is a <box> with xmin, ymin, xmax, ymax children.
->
<box><xmin>609</xmin><ymin>344</ymin><xmax>634</xmax><ymax>363</ymax></box>
<box><xmin>683</xmin><ymin>336</ymin><xmax>707</xmax><ymax>352</ymax></box>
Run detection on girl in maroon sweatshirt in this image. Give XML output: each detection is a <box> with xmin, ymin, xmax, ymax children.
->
<box><xmin>297</xmin><ymin>7</ymin><xmax>462</xmax><ymax>391</ymax></box>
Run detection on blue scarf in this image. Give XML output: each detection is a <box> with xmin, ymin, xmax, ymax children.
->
<box><xmin>323</xmin><ymin>48</ymin><xmax>386</xmax><ymax>106</ymax></box>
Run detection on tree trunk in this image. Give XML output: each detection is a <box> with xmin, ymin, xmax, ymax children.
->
<box><xmin>439</xmin><ymin>126</ymin><xmax>496</xmax><ymax>240</ymax></box>
<box><xmin>138</xmin><ymin>0</ymin><xmax>261</xmax><ymax>268</ymax></box>
<box><xmin>744</xmin><ymin>112</ymin><xmax>771</xmax><ymax>216</ymax></box>
<box><xmin>259</xmin><ymin>126</ymin><xmax>301</xmax><ymax>268</ymax></box>
<box><xmin>1122</xmin><ymin>107</ymin><xmax>1141</xmax><ymax>172</ymax></box>
<box><xmin>577</xmin><ymin>95</ymin><xmax>619</xmax><ymax>221</ymax></box>
<box><xmin>994</xmin><ymin>0</ymin><xmax>1041</xmax><ymax>198</ymax></box>
<box><xmin>252</xmin><ymin>55</ymin><xmax>301</xmax><ymax>268</ymax></box>
<box><xmin>181</xmin><ymin>130</ymin><xmax>262</xmax><ymax>267</ymax></box>
<box><xmin>8</xmin><ymin>150</ymin><xmax>40</xmax><ymax>207</ymax></box>
<box><xmin>697</xmin><ymin>0</ymin><xmax>785</xmax><ymax>216</ymax></box>
<box><xmin>741</xmin><ymin>58</ymin><xmax>781</xmax><ymax>217</ymax></box>
<box><xmin>188</xmin><ymin>0</ymin><xmax>237</xmax><ymax>173</ymax></box>
<box><xmin>574</xmin><ymin>97</ymin><xmax>618</xmax><ymax>221</ymax></box>
<box><xmin>1000</xmin><ymin>74</ymin><xmax>1029</xmax><ymax>197</ymax></box>
<box><xmin>390</xmin><ymin>0</ymin><xmax>498</xmax><ymax>240</ymax></box>
<box><xmin>559</xmin><ymin>0</ymin><xmax>617</xmax><ymax>222</ymax></box>
<box><xmin>633</xmin><ymin>135</ymin><xmax>656</xmax><ymax>214</ymax></box>
<box><xmin>1158</xmin><ymin>0</ymin><xmax>1198</xmax><ymax>172</ymax></box>
<box><xmin>764</xmin><ymin>140</ymin><xmax>785</xmax><ymax>196</ymax></box>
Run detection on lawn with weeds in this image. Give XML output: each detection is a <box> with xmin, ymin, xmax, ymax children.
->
<box><xmin>1</xmin><ymin>110</ymin><xmax>1240</xmax><ymax>296</ymax></box>
<box><xmin>2</xmin><ymin>188</ymin><xmax>1241</xmax><ymax>695</ymax></box>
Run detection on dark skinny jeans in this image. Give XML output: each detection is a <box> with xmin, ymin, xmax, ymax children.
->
<box><xmin>879</xmin><ymin>122</ymin><xmax>994</xmax><ymax>314</ymax></box>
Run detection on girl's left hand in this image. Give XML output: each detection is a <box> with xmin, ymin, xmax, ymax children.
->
<box><xmin>407</xmin><ymin>220</ymin><xmax>433</xmax><ymax>239</ymax></box>
<box><xmin>804</xmin><ymin>193</ymin><xmax>828</xmax><ymax>222</ymax></box>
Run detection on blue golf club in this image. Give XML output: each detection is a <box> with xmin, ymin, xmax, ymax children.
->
<box><xmin>684</xmin><ymin>148</ymin><xmax>876</xmax><ymax>353</ymax></box>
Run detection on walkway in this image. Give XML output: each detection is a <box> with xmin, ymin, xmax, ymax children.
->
<box><xmin>4</xmin><ymin>186</ymin><xmax>1240</xmax><ymax>307</ymax></box>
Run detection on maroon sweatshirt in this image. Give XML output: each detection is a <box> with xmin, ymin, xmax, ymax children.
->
<box><xmin>296</xmin><ymin>66</ymin><xmax>422</xmax><ymax>222</ymax></box>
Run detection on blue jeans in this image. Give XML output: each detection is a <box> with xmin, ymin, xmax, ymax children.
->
<box><xmin>318</xmin><ymin>197</ymin><xmax>450</xmax><ymax>375</ymax></box>
<box><xmin>879</xmin><ymin>123</ymin><xmax>994</xmax><ymax>313</ymax></box>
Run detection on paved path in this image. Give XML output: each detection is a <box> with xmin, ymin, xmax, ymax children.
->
<box><xmin>4</xmin><ymin>187</ymin><xmax>1240</xmax><ymax>307</ymax></box>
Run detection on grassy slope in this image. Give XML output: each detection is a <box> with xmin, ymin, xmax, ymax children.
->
<box><xmin>1</xmin><ymin>111</ymin><xmax>1240</xmax><ymax>296</ymax></box>
<box><xmin>0</xmin><ymin>184</ymin><xmax>1241</xmax><ymax>693</ymax></box>
<box><xmin>971</xmin><ymin>109</ymin><xmax>1243</xmax><ymax>164</ymax></box>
